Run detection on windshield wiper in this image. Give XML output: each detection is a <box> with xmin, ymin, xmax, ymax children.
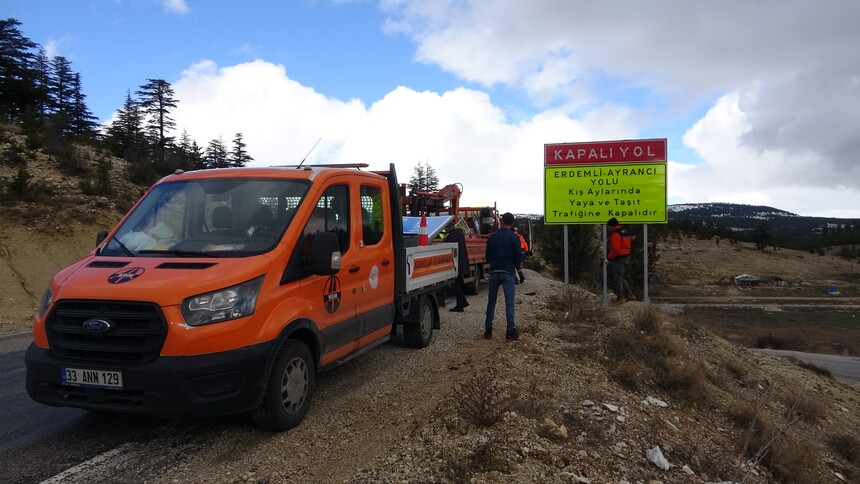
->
<box><xmin>138</xmin><ymin>249</ymin><xmax>220</xmax><ymax>258</ymax></box>
<box><xmin>111</xmin><ymin>236</ymin><xmax>136</xmax><ymax>257</ymax></box>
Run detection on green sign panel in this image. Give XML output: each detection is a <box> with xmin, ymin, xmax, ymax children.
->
<box><xmin>544</xmin><ymin>163</ymin><xmax>667</xmax><ymax>225</ymax></box>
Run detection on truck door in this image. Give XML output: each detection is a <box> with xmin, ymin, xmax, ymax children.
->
<box><xmin>300</xmin><ymin>183</ymin><xmax>361</xmax><ymax>364</ymax></box>
<box><xmin>352</xmin><ymin>181</ymin><xmax>395</xmax><ymax>347</ymax></box>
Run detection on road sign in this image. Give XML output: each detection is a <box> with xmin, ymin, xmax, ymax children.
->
<box><xmin>545</xmin><ymin>139</ymin><xmax>667</xmax><ymax>165</ymax></box>
<box><xmin>543</xmin><ymin>138</ymin><xmax>668</xmax><ymax>225</ymax></box>
<box><xmin>544</xmin><ymin>163</ymin><xmax>667</xmax><ymax>224</ymax></box>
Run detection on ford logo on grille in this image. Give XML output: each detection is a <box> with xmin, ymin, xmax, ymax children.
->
<box><xmin>82</xmin><ymin>319</ymin><xmax>113</xmax><ymax>334</ymax></box>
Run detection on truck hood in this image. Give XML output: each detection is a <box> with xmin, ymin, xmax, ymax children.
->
<box><xmin>52</xmin><ymin>255</ymin><xmax>273</xmax><ymax>307</ymax></box>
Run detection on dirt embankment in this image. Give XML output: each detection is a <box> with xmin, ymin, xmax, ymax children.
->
<box><xmin>0</xmin><ymin>222</ymin><xmax>119</xmax><ymax>332</ymax></box>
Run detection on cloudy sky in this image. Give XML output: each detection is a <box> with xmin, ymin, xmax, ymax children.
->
<box><xmin>8</xmin><ymin>0</ymin><xmax>860</xmax><ymax>218</ymax></box>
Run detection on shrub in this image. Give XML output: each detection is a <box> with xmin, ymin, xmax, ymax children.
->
<box><xmin>786</xmin><ymin>393</ymin><xmax>826</xmax><ymax>423</ymax></box>
<box><xmin>509</xmin><ymin>381</ymin><xmax>554</xmax><ymax>419</ymax></box>
<box><xmin>724</xmin><ymin>359</ymin><xmax>751</xmax><ymax>380</ymax></box>
<box><xmin>795</xmin><ymin>359</ymin><xmax>832</xmax><ymax>379</ymax></box>
<box><xmin>829</xmin><ymin>433</ymin><xmax>860</xmax><ymax>463</ymax></box>
<box><xmin>452</xmin><ymin>372</ymin><xmax>513</xmax><ymax>427</ymax></box>
<box><xmin>769</xmin><ymin>434</ymin><xmax>818</xmax><ymax>483</ymax></box>
<box><xmin>663</xmin><ymin>360</ymin><xmax>710</xmax><ymax>404</ymax></box>
<box><xmin>633</xmin><ymin>305</ymin><xmax>662</xmax><ymax>335</ymax></box>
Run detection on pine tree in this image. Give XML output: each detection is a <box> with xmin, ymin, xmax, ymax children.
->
<box><xmin>67</xmin><ymin>72</ymin><xmax>98</xmax><ymax>139</ymax></box>
<box><xmin>136</xmin><ymin>78</ymin><xmax>178</xmax><ymax>174</ymax></box>
<box><xmin>32</xmin><ymin>47</ymin><xmax>50</xmax><ymax>117</ymax></box>
<box><xmin>0</xmin><ymin>18</ymin><xmax>40</xmax><ymax>122</ymax></box>
<box><xmin>229</xmin><ymin>132</ymin><xmax>253</xmax><ymax>167</ymax></box>
<box><xmin>409</xmin><ymin>160</ymin><xmax>440</xmax><ymax>192</ymax></box>
<box><xmin>48</xmin><ymin>55</ymin><xmax>74</xmax><ymax>117</ymax></box>
<box><xmin>176</xmin><ymin>129</ymin><xmax>205</xmax><ymax>171</ymax></box>
<box><xmin>753</xmin><ymin>221</ymin><xmax>773</xmax><ymax>250</ymax></box>
<box><xmin>104</xmin><ymin>91</ymin><xmax>146</xmax><ymax>157</ymax></box>
<box><xmin>204</xmin><ymin>136</ymin><xmax>229</xmax><ymax>169</ymax></box>
<box><xmin>104</xmin><ymin>91</ymin><xmax>151</xmax><ymax>182</ymax></box>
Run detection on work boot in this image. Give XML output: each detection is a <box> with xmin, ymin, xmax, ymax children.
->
<box><xmin>627</xmin><ymin>294</ymin><xmax>638</xmax><ymax>302</ymax></box>
<box><xmin>484</xmin><ymin>328</ymin><xmax>493</xmax><ymax>339</ymax></box>
<box><xmin>505</xmin><ymin>328</ymin><xmax>520</xmax><ymax>341</ymax></box>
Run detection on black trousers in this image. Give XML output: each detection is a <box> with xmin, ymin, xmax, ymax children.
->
<box><xmin>453</xmin><ymin>273</ymin><xmax>468</xmax><ymax>308</ymax></box>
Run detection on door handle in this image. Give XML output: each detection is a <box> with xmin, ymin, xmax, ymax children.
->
<box><xmin>349</xmin><ymin>265</ymin><xmax>360</xmax><ymax>273</ymax></box>
<box><xmin>381</xmin><ymin>259</ymin><xmax>390</xmax><ymax>267</ymax></box>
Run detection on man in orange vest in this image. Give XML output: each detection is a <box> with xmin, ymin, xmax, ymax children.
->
<box><xmin>512</xmin><ymin>227</ymin><xmax>528</xmax><ymax>284</ymax></box>
<box><xmin>607</xmin><ymin>217</ymin><xmax>636</xmax><ymax>303</ymax></box>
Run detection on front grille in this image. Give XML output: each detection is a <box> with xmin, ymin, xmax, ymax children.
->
<box><xmin>46</xmin><ymin>300</ymin><xmax>167</xmax><ymax>363</ymax></box>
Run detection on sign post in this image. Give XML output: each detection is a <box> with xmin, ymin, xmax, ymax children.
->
<box><xmin>543</xmin><ymin>139</ymin><xmax>668</xmax><ymax>304</ymax></box>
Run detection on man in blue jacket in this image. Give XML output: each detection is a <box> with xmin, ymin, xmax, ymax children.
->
<box><xmin>484</xmin><ymin>212</ymin><xmax>525</xmax><ymax>341</ymax></box>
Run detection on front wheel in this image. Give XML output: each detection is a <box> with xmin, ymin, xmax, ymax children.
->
<box><xmin>404</xmin><ymin>296</ymin><xmax>435</xmax><ymax>348</ymax></box>
<box><xmin>252</xmin><ymin>340</ymin><xmax>315</xmax><ymax>431</ymax></box>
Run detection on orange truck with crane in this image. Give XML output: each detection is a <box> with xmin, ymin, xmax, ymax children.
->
<box><xmin>401</xmin><ymin>183</ymin><xmax>501</xmax><ymax>294</ymax></box>
<box><xmin>25</xmin><ymin>163</ymin><xmax>457</xmax><ymax>431</ymax></box>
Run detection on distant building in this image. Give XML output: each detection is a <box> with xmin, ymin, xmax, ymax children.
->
<box><xmin>734</xmin><ymin>274</ymin><xmax>760</xmax><ymax>288</ymax></box>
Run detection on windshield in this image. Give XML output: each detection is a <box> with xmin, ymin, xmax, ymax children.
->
<box><xmin>100</xmin><ymin>177</ymin><xmax>310</xmax><ymax>257</ymax></box>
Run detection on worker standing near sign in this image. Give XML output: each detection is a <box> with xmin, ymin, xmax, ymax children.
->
<box><xmin>484</xmin><ymin>212</ymin><xmax>524</xmax><ymax>340</ymax></box>
<box><xmin>512</xmin><ymin>227</ymin><xmax>528</xmax><ymax>284</ymax></box>
<box><xmin>607</xmin><ymin>217</ymin><xmax>637</xmax><ymax>304</ymax></box>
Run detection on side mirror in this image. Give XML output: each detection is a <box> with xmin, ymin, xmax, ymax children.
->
<box><xmin>308</xmin><ymin>231</ymin><xmax>341</xmax><ymax>275</ymax></box>
<box><xmin>96</xmin><ymin>230</ymin><xmax>108</xmax><ymax>247</ymax></box>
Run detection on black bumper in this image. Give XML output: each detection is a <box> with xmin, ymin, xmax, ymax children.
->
<box><xmin>25</xmin><ymin>341</ymin><xmax>274</xmax><ymax>419</ymax></box>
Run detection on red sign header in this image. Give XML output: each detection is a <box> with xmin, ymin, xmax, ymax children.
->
<box><xmin>545</xmin><ymin>138</ymin><xmax>667</xmax><ymax>165</ymax></box>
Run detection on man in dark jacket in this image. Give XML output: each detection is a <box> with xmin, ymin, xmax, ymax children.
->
<box><xmin>447</xmin><ymin>225</ymin><xmax>470</xmax><ymax>312</ymax></box>
<box><xmin>484</xmin><ymin>212</ymin><xmax>524</xmax><ymax>340</ymax></box>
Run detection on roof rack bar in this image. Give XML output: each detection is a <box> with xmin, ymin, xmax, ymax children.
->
<box><xmin>273</xmin><ymin>163</ymin><xmax>369</xmax><ymax>169</ymax></box>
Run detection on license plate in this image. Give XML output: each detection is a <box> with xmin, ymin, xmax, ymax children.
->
<box><xmin>61</xmin><ymin>367</ymin><xmax>124</xmax><ymax>389</ymax></box>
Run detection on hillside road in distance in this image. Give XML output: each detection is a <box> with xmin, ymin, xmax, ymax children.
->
<box><xmin>753</xmin><ymin>348</ymin><xmax>860</xmax><ymax>387</ymax></box>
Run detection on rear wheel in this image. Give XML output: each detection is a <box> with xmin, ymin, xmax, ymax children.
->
<box><xmin>404</xmin><ymin>296</ymin><xmax>435</xmax><ymax>348</ymax></box>
<box><xmin>252</xmin><ymin>340</ymin><xmax>315</xmax><ymax>431</ymax></box>
<box><xmin>465</xmin><ymin>265</ymin><xmax>482</xmax><ymax>295</ymax></box>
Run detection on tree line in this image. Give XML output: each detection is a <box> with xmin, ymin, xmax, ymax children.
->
<box><xmin>0</xmin><ymin>18</ymin><xmax>253</xmax><ymax>189</ymax></box>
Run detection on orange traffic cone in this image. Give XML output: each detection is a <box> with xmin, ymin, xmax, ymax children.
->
<box><xmin>418</xmin><ymin>215</ymin><xmax>429</xmax><ymax>246</ymax></box>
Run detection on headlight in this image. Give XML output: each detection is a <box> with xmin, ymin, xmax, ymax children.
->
<box><xmin>181</xmin><ymin>276</ymin><xmax>264</xmax><ymax>326</ymax></box>
<box><xmin>38</xmin><ymin>287</ymin><xmax>53</xmax><ymax>318</ymax></box>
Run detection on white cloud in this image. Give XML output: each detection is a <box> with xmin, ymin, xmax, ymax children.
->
<box><xmin>672</xmin><ymin>91</ymin><xmax>860</xmax><ymax>217</ymax></box>
<box><xmin>171</xmin><ymin>60</ymin><xmax>639</xmax><ymax>214</ymax></box>
<box><xmin>381</xmin><ymin>0</ymin><xmax>860</xmax><ymax>205</ymax></box>
<box><xmin>156</xmin><ymin>0</ymin><xmax>190</xmax><ymax>15</ymax></box>
<box><xmin>165</xmin><ymin>1</ymin><xmax>860</xmax><ymax>218</ymax></box>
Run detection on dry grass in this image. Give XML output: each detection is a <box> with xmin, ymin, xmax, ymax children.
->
<box><xmin>724</xmin><ymin>359</ymin><xmax>751</xmax><ymax>381</ymax></box>
<box><xmin>786</xmin><ymin>392</ymin><xmax>827</xmax><ymax>423</ymax></box>
<box><xmin>509</xmin><ymin>380</ymin><xmax>555</xmax><ymax>420</ymax></box>
<box><xmin>769</xmin><ymin>434</ymin><xmax>818</xmax><ymax>483</ymax></box>
<box><xmin>602</xmin><ymin>308</ymin><xmax>712</xmax><ymax>404</ymax></box>
<box><xmin>792</xmin><ymin>358</ymin><xmax>833</xmax><ymax>379</ymax></box>
<box><xmin>633</xmin><ymin>305</ymin><xmax>663</xmax><ymax>335</ymax></box>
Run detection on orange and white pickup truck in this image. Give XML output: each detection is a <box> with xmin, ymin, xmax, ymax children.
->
<box><xmin>26</xmin><ymin>163</ymin><xmax>457</xmax><ymax>431</ymax></box>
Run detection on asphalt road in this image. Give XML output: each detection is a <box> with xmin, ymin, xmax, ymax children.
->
<box><xmin>0</xmin><ymin>331</ymin><xmax>180</xmax><ymax>484</ymax></box>
<box><xmin>754</xmin><ymin>348</ymin><xmax>860</xmax><ymax>387</ymax></box>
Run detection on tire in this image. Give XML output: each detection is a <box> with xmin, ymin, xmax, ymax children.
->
<box><xmin>465</xmin><ymin>265</ymin><xmax>482</xmax><ymax>295</ymax></box>
<box><xmin>404</xmin><ymin>296</ymin><xmax>435</xmax><ymax>348</ymax></box>
<box><xmin>252</xmin><ymin>340</ymin><xmax>315</xmax><ymax>431</ymax></box>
